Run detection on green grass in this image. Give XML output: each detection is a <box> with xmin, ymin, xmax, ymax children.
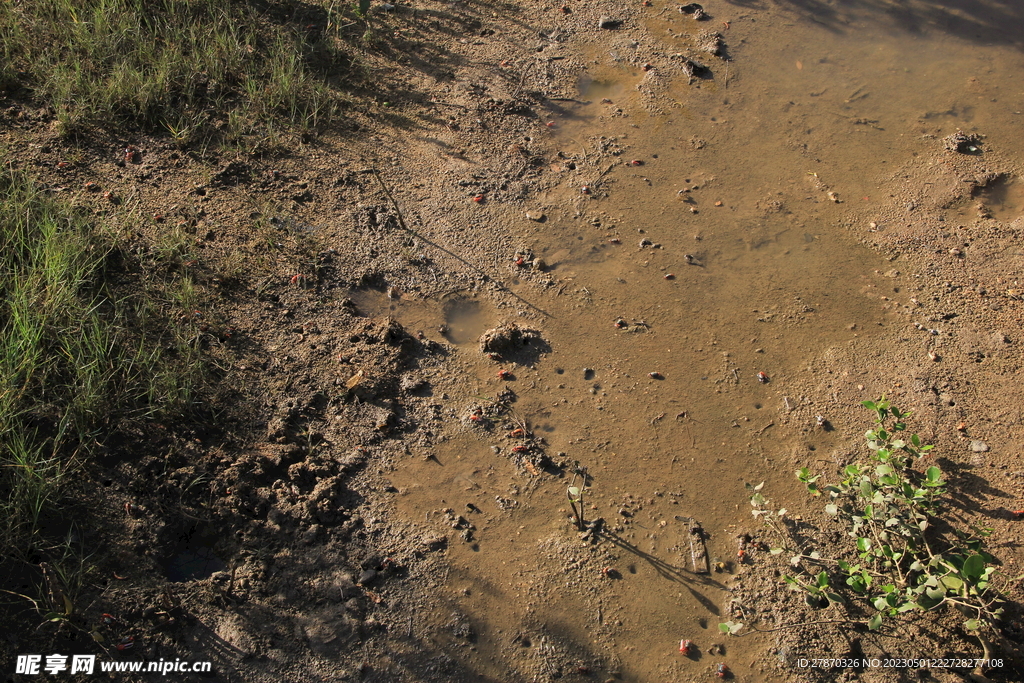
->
<box><xmin>0</xmin><ymin>0</ymin><xmax>353</xmax><ymax>140</ymax></box>
<box><xmin>0</xmin><ymin>169</ymin><xmax>210</xmax><ymax>554</ymax></box>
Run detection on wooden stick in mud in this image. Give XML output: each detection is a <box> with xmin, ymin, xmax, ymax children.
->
<box><xmin>687</xmin><ymin>518</ymin><xmax>710</xmax><ymax>574</ymax></box>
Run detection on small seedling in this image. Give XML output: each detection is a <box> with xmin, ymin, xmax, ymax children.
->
<box><xmin>567</xmin><ymin>466</ymin><xmax>588</xmax><ymax>531</ymax></box>
<box><xmin>717</xmin><ymin>620</ymin><xmax>744</xmax><ymax>636</ymax></box>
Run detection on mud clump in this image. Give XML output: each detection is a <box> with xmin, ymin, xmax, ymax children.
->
<box><xmin>680</xmin><ymin>3</ymin><xmax>709</xmax><ymax>20</ymax></box>
<box><xmin>944</xmin><ymin>130</ymin><xmax>983</xmax><ymax>154</ymax></box>
<box><xmin>697</xmin><ymin>30</ymin><xmax>724</xmax><ymax>56</ymax></box>
<box><xmin>479</xmin><ymin>323</ymin><xmax>549</xmax><ymax>365</ymax></box>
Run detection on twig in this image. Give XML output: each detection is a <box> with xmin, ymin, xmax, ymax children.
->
<box><xmin>370</xmin><ymin>169</ymin><xmax>552</xmax><ymax>317</ymax></box>
<box><xmin>569</xmin><ymin>137</ymin><xmax>588</xmax><ymax>165</ymax></box>
<box><xmin>756</xmin><ymin>422</ymin><xmax>775</xmax><ymax>435</ymax></box>
<box><xmin>512</xmin><ymin>61</ymin><xmax>537</xmax><ymax>100</ymax></box>
<box><xmin>425</xmin><ymin>100</ymin><xmax>469</xmax><ymax>110</ymax></box>
<box><xmin>590</xmin><ymin>163</ymin><xmax>616</xmax><ymax>190</ymax></box>
<box><xmin>734</xmin><ymin>618</ymin><xmax>865</xmax><ymax>636</ymax></box>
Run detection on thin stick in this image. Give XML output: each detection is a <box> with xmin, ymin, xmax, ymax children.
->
<box><xmin>733</xmin><ymin>619</ymin><xmax>866</xmax><ymax>637</ymax></box>
<box><xmin>512</xmin><ymin>61</ymin><xmax>537</xmax><ymax>100</ymax></box>
<box><xmin>370</xmin><ymin>169</ymin><xmax>552</xmax><ymax>316</ymax></box>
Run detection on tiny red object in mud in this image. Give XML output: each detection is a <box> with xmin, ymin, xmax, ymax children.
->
<box><xmin>546</xmin><ymin>121</ymin><xmax>556</xmax><ymax>127</ymax></box>
<box><xmin>649</xmin><ymin>372</ymin><xmax>664</xmax><ymax>380</ymax></box>
<box><xmin>664</xmin><ymin>273</ymin><xmax>675</xmax><ymax>280</ymax></box>
<box><xmin>630</xmin><ymin>159</ymin><xmax>644</xmax><ymax>166</ymax></box>
<box><xmin>512</xmin><ymin>445</ymin><xmax>529</xmax><ymax>453</ymax></box>
<box><xmin>679</xmin><ymin>639</ymin><xmax>693</xmax><ymax>655</ymax></box>
<box><xmin>473</xmin><ymin>195</ymin><xmax>484</xmax><ymax>203</ymax></box>
<box><xmin>757</xmin><ymin>371</ymin><xmax>769</xmax><ymax>383</ymax></box>
<box><xmin>290</xmin><ymin>274</ymin><xmax>305</xmax><ymax>285</ymax></box>
<box><xmin>581</xmin><ymin>185</ymin><xmax>590</xmax><ymax>194</ymax></box>
<box><xmin>116</xmin><ymin>636</ymin><xmax>135</xmax><ymax>651</ymax></box>
<box><xmin>641</xmin><ymin>63</ymin><xmax>653</xmax><ymax>71</ymax></box>
<box><xmin>497</xmin><ymin>369</ymin><xmax>512</xmax><ymax>380</ymax></box>
<box><xmin>716</xmin><ymin>663</ymin><xmax>729</xmax><ymax>678</ymax></box>
<box><xmin>1013</xmin><ymin>510</ymin><xmax>1024</xmax><ymax>517</ymax></box>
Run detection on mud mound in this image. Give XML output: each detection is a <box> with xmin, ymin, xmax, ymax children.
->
<box><xmin>478</xmin><ymin>323</ymin><xmax>550</xmax><ymax>365</ymax></box>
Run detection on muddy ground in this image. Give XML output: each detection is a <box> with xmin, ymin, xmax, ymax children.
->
<box><xmin>3</xmin><ymin>1</ymin><xmax>1024</xmax><ymax>681</ymax></box>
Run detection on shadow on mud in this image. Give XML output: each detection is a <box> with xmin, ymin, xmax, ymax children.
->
<box><xmin>723</xmin><ymin>0</ymin><xmax>1024</xmax><ymax>46</ymax></box>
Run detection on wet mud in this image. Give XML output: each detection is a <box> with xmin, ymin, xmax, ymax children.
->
<box><xmin>4</xmin><ymin>1</ymin><xmax>1024</xmax><ymax>682</ymax></box>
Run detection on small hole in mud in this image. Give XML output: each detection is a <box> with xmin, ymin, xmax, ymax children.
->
<box><xmin>567</xmin><ymin>162</ymin><xmax>576</xmax><ymax>170</ymax></box>
<box><xmin>102</xmin><ymin>479</ymin><xmax>113</xmax><ymax>487</ymax></box>
<box><xmin>350</xmin><ymin>335</ymin><xmax>361</xmax><ymax>343</ymax></box>
<box><xmin>556</xmin><ymin>368</ymin><xmax>564</xmax><ymax>374</ymax></box>
<box><xmin>808</xmin><ymin>445</ymin><xmax>817</xmax><ymax>451</ymax></box>
<box><xmin>754</xmin><ymin>403</ymin><xmax>762</xmax><ymax>409</ymax></box>
<box><xmin>521</xmin><ymin>638</ymin><xmax>532</xmax><ymax>647</ymax></box>
<box><xmin>163</xmin><ymin>524</ymin><xmax>228</xmax><ymax>582</ymax></box>
<box><xmin>628</xmin><ymin>564</ymin><xmax>637</xmax><ymax>574</ymax></box>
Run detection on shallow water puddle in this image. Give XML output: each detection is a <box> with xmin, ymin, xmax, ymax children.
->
<box><xmin>348</xmin><ymin>287</ymin><xmax>496</xmax><ymax>346</ymax></box>
<box><xmin>972</xmin><ymin>175</ymin><xmax>1024</xmax><ymax>223</ymax></box>
<box><xmin>393</xmin><ymin>3</ymin><xmax>1024</xmax><ymax>680</ymax></box>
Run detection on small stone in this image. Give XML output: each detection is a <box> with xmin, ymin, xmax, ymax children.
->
<box><xmin>526</xmin><ymin>211</ymin><xmax>545</xmax><ymax>222</ymax></box>
<box><xmin>970</xmin><ymin>440</ymin><xmax>989</xmax><ymax>453</ymax></box>
<box><xmin>358</xmin><ymin>569</ymin><xmax>378</xmax><ymax>585</ymax></box>
<box><xmin>598</xmin><ymin>15</ymin><xmax>620</xmax><ymax>29</ymax></box>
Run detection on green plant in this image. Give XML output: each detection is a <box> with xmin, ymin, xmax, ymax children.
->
<box><xmin>0</xmin><ymin>170</ymin><xmax>213</xmax><ymax>556</ymax></box>
<box><xmin>2</xmin><ymin>0</ymin><xmax>350</xmax><ymax>143</ymax></box>
<box><xmin>750</xmin><ymin>398</ymin><xmax>1015</xmax><ymax>656</ymax></box>
<box><xmin>718</xmin><ymin>620</ymin><xmax>744</xmax><ymax>636</ymax></box>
